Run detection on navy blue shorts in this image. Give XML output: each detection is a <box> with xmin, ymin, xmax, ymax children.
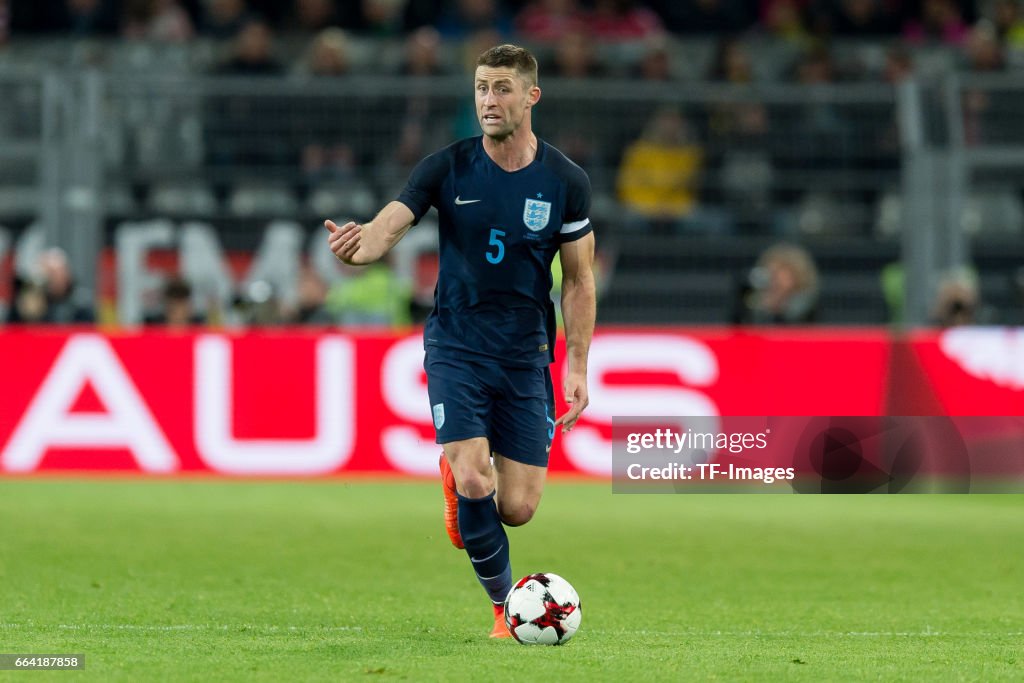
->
<box><xmin>425</xmin><ymin>348</ymin><xmax>555</xmax><ymax>468</ymax></box>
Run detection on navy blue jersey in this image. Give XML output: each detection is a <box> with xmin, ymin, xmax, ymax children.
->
<box><xmin>397</xmin><ymin>136</ymin><xmax>592</xmax><ymax>368</ymax></box>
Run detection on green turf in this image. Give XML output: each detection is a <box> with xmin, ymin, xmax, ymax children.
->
<box><xmin>0</xmin><ymin>481</ymin><xmax>1021</xmax><ymax>682</ymax></box>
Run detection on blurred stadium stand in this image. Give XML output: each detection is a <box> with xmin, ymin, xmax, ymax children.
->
<box><xmin>3</xmin><ymin>25</ymin><xmax>1024</xmax><ymax>325</ymax></box>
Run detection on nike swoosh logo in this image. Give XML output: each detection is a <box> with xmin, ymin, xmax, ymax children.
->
<box><xmin>470</xmin><ymin>545</ymin><xmax>505</xmax><ymax>563</ymax></box>
<box><xmin>455</xmin><ymin>196</ymin><xmax>481</xmax><ymax>205</ymax></box>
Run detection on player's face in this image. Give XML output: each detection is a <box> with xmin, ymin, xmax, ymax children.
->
<box><xmin>474</xmin><ymin>66</ymin><xmax>539</xmax><ymax>141</ymax></box>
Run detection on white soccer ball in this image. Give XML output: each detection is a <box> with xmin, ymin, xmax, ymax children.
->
<box><xmin>504</xmin><ymin>573</ymin><xmax>582</xmax><ymax>645</ymax></box>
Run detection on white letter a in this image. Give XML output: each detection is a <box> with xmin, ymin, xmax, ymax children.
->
<box><xmin>2</xmin><ymin>335</ymin><xmax>178</xmax><ymax>472</ymax></box>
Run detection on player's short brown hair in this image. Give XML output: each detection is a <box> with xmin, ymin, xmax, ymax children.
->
<box><xmin>476</xmin><ymin>44</ymin><xmax>539</xmax><ymax>87</ymax></box>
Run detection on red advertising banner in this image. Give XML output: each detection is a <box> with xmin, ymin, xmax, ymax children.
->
<box><xmin>0</xmin><ymin>328</ymin><xmax>1021</xmax><ymax>476</ymax></box>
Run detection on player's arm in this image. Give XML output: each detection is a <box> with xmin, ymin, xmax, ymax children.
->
<box><xmin>556</xmin><ymin>231</ymin><xmax>596</xmax><ymax>433</ymax></box>
<box><xmin>325</xmin><ymin>201</ymin><xmax>416</xmax><ymax>266</ymax></box>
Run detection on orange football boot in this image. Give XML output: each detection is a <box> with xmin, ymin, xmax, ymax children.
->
<box><xmin>490</xmin><ymin>604</ymin><xmax>512</xmax><ymax>639</ymax></box>
<box><xmin>439</xmin><ymin>454</ymin><xmax>464</xmax><ymax>549</ymax></box>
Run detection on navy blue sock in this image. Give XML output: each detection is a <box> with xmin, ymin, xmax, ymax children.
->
<box><xmin>456</xmin><ymin>491</ymin><xmax>512</xmax><ymax>605</ymax></box>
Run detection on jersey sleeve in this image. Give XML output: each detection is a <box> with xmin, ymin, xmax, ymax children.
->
<box><xmin>558</xmin><ymin>163</ymin><xmax>593</xmax><ymax>243</ymax></box>
<box><xmin>396</xmin><ymin>150</ymin><xmax>449</xmax><ymax>224</ymax></box>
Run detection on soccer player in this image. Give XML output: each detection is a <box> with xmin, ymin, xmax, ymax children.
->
<box><xmin>325</xmin><ymin>44</ymin><xmax>595</xmax><ymax>639</ymax></box>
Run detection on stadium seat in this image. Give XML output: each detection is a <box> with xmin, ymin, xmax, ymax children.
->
<box><xmin>962</xmin><ymin>190</ymin><xmax>1024</xmax><ymax>235</ymax></box>
<box><xmin>816</xmin><ymin>272</ymin><xmax>889</xmax><ymax>324</ymax></box>
<box><xmin>226</xmin><ymin>182</ymin><xmax>299</xmax><ymax>217</ymax></box>
<box><xmin>0</xmin><ymin>186</ymin><xmax>39</xmax><ymax>218</ymax></box>
<box><xmin>874</xmin><ymin>191</ymin><xmax>902</xmax><ymax>238</ymax></box>
<box><xmin>793</xmin><ymin>192</ymin><xmax>870</xmax><ymax>237</ymax></box>
<box><xmin>104</xmin><ymin>185</ymin><xmax>138</xmax><ymax>215</ymax></box>
<box><xmin>148</xmin><ymin>181</ymin><xmax>219</xmax><ymax>217</ymax></box>
<box><xmin>878</xmin><ymin>190</ymin><xmax>1024</xmax><ymax>239</ymax></box>
<box><xmin>307</xmin><ymin>181</ymin><xmax>377</xmax><ymax>220</ymax></box>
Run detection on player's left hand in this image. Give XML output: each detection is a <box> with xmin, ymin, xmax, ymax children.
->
<box><xmin>555</xmin><ymin>373</ymin><xmax>589</xmax><ymax>433</ymax></box>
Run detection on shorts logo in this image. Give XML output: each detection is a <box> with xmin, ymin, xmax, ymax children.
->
<box><xmin>523</xmin><ymin>198</ymin><xmax>552</xmax><ymax>232</ymax></box>
<box><xmin>432</xmin><ymin>403</ymin><xmax>445</xmax><ymax>430</ymax></box>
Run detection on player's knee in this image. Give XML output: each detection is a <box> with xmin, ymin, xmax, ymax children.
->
<box><xmin>453</xmin><ymin>464</ymin><xmax>494</xmax><ymax>498</ymax></box>
<box><xmin>498</xmin><ymin>499</ymin><xmax>537</xmax><ymax>527</ymax></box>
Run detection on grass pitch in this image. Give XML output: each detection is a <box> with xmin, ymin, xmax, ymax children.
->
<box><xmin>0</xmin><ymin>480</ymin><xmax>1021</xmax><ymax>682</ymax></box>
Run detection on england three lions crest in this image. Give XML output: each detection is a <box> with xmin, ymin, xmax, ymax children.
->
<box><xmin>523</xmin><ymin>198</ymin><xmax>552</xmax><ymax>231</ymax></box>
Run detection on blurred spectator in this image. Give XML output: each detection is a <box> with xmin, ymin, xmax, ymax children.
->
<box><xmin>793</xmin><ymin>42</ymin><xmax>836</xmax><ymax>83</ymax></box>
<box><xmin>652</xmin><ymin>0</ymin><xmax>754</xmax><ymax>35</ymax></box>
<box><xmin>930</xmin><ymin>268</ymin><xmax>990</xmax><ymax>326</ymax></box>
<box><xmin>880</xmin><ymin>261</ymin><xmax>904</xmax><ymax>323</ymax></box>
<box><xmin>733</xmin><ymin>243</ymin><xmax>819</xmax><ymax>324</ymax></box>
<box><xmin>294</xmin><ymin>26</ymin><xmax>351</xmax><ymax>77</ymax></box>
<box><xmin>707</xmin><ymin>36</ymin><xmax>753</xmax><ymax>82</ymax></box>
<box><xmin>590</xmin><ymin>0</ymin><xmax>664</xmax><ymax>41</ymax></box>
<box><xmin>38</xmin><ymin>247</ymin><xmax>95</xmax><ymax>323</ymax></box>
<box><xmin>964</xmin><ymin>22</ymin><xmax>1006</xmax><ymax>72</ymax></box>
<box><xmin>544</xmin><ymin>29</ymin><xmax>607</xmax><ymax>78</ymax></box>
<box><xmin>515</xmin><ymin>0</ymin><xmax>588</xmax><ymax>42</ymax></box>
<box><xmin>216</xmin><ymin>19</ymin><xmax>284</xmax><ymax>75</ymax></box>
<box><xmin>287</xmin><ymin>0</ymin><xmax>340</xmax><ymax>34</ymax></box>
<box><xmin>325</xmin><ymin>262</ymin><xmax>411</xmax><ymax>327</ymax></box>
<box><xmin>616</xmin><ymin>106</ymin><xmax>705</xmax><ymax>232</ymax></box>
<box><xmin>287</xmin><ymin>267</ymin><xmax>333</xmax><ymax>325</ymax></box>
<box><xmin>991</xmin><ymin>0</ymin><xmax>1024</xmax><ymax>47</ymax></box>
<box><xmin>904</xmin><ymin>0</ymin><xmax>970</xmax><ymax>45</ymax></box>
<box><xmin>631</xmin><ymin>37</ymin><xmax>673</xmax><ymax>81</ymax></box>
<box><xmin>761</xmin><ymin>0</ymin><xmax>811</xmax><ymax>45</ymax></box>
<box><xmin>301</xmin><ymin>140</ymin><xmax>357</xmax><ymax>186</ymax></box>
<box><xmin>8</xmin><ymin>247</ymin><xmax>95</xmax><ymax>324</ymax></box>
<box><xmin>122</xmin><ymin>0</ymin><xmax>195</xmax><ymax>42</ymax></box>
<box><xmin>408</xmin><ymin>250</ymin><xmax>439</xmax><ymax>324</ymax></box>
<box><xmin>882</xmin><ymin>44</ymin><xmax>914</xmax><ymax>83</ymax></box>
<box><xmin>435</xmin><ymin>0</ymin><xmax>512</xmax><ymax>39</ymax></box>
<box><xmin>360</xmin><ymin>0</ymin><xmax>409</xmax><ymax>36</ymax></box>
<box><xmin>811</xmin><ymin>0</ymin><xmax>900</xmax><ymax>36</ymax></box>
<box><xmin>398</xmin><ymin>25</ymin><xmax>446</xmax><ymax>76</ymax></box>
<box><xmin>9</xmin><ymin>281</ymin><xmax>49</xmax><ymax>324</ymax></box>
<box><xmin>228</xmin><ymin>279</ymin><xmax>284</xmax><ymax>326</ymax></box>
<box><xmin>199</xmin><ymin>0</ymin><xmax>252</xmax><ymax>38</ymax></box>
<box><xmin>144</xmin><ymin>276</ymin><xmax>205</xmax><ymax>327</ymax></box>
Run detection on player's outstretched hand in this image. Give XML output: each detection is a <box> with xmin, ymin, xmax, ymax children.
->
<box><xmin>325</xmin><ymin>219</ymin><xmax>364</xmax><ymax>265</ymax></box>
<box><xmin>555</xmin><ymin>373</ymin><xmax>589</xmax><ymax>433</ymax></box>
